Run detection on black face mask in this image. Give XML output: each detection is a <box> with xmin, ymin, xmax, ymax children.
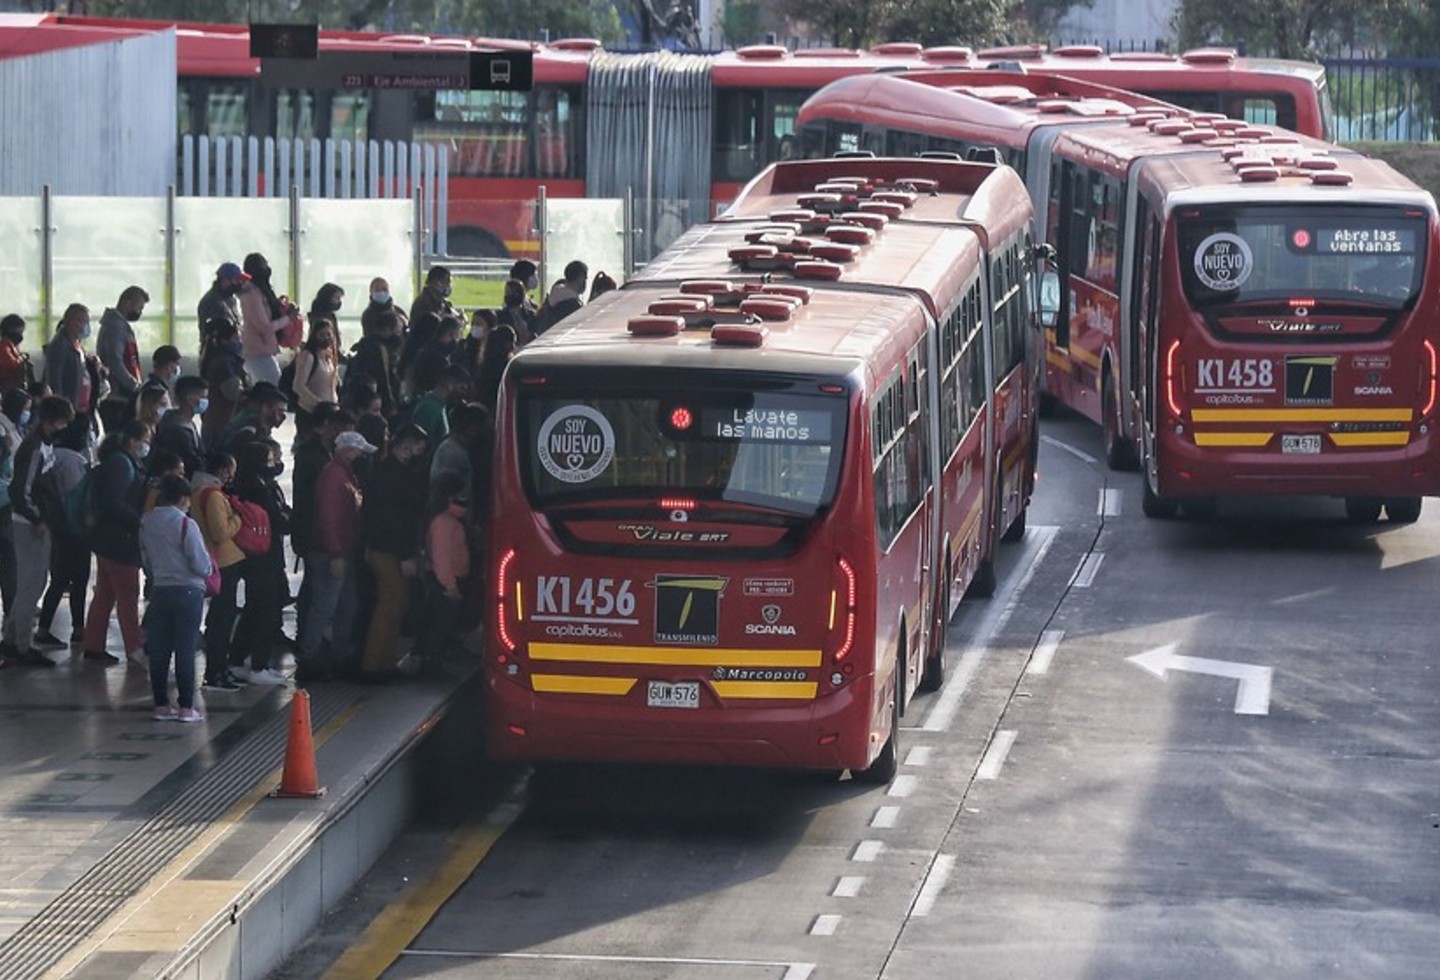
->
<box><xmin>266</xmin><ymin>461</ymin><xmax>285</xmax><ymax>478</ymax></box>
<box><xmin>2</xmin><ymin>330</ymin><xmax>22</xmax><ymax>345</ymax></box>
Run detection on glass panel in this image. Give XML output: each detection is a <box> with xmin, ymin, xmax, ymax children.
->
<box><xmin>535</xmin><ymin>86</ymin><xmax>580</xmax><ymax>179</ymax></box>
<box><xmin>296</xmin><ymin>197</ymin><xmax>416</xmax><ymax>351</ymax></box>
<box><xmin>420</xmin><ymin>90</ymin><xmax>531</xmax><ymax>178</ymax></box>
<box><xmin>50</xmin><ymin>198</ymin><xmax>168</xmax><ymax>353</ymax></box>
<box><xmin>542</xmin><ymin>198</ymin><xmax>625</xmax><ymax>295</ymax></box>
<box><xmin>276</xmin><ymin>89</ymin><xmax>318</xmax><ymax>141</ymax></box>
<box><xmin>713</xmin><ymin>89</ymin><xmax>763</xmax><ymax>183</ymax></box>
<box><xmin>330</xmin><ymin>92</ymin><xmax>370</xmax><ymax>143</ymax></box>
<box><xmin>205</xmin><ymin>83</ymin><xmax>249</xmax><ymax>138</ymax></box>
<box><xmin>174</xmin><ymin>197</ymin><xmax>291</xmax><ymax>359</ymax></box>
<box><xmin>0</xmin><ymin>197</ymin><xmax>42</xmax><ymax>330</ymax></box>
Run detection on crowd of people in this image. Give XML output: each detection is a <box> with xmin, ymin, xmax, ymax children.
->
<box><xmin>0</xmin><ymin>253</ymin><xmax>611</xmax><ymax>722</ymax></box>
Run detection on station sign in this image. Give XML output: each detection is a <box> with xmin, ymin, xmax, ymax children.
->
<box><xmin>259</xmin><ymin>49</ymin><xmax>534</xmax><ymax>91</ymax></box>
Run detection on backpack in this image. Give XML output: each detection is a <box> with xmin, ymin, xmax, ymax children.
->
<box><xmin>62</xmin><ymin>465</ymin><xmax>102</xmax><ymax>539</ymax></box>
<box><xmin>230</xmin><ymin>495</ymin><xmax>272</xmax><ymax>556</ymax></box>
<box><xmin>277</xmin><ymin>351</ymin><xmax>319</xmax><ymax>412</ymax></box>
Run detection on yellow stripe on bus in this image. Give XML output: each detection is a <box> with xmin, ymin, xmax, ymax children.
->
<box><xmin>531</xmin><ymin>674</ymin><xmax>637</xmax><ymax>696</ymax></box>
<box><xmin>712</xmin><ymin>681</ymin><xmax>818</xmax><ymax>700</ymax></box>
<box><xmin>1327</xmin><ymin>432</ymin><xmax>1412</xmax><ymax>447</ymax></box>
<box><xmin>528</xmin><ymin>643</ymin><xmax>824</xmax><ymax>668</ymax></box>
<box><xmin>1190</xmin><ymin>408</ymin><xmax>1412</xmax><ymax>423</ymax></box>
<box><xmin>1192</xmin><ymin>432</ymin><xmax>1273</xmax><ymax>447</ymax></box>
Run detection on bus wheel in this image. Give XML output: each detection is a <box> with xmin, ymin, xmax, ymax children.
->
<box><xmin>1384</xmin><ymin>496</ymin><xmax>1423</xmax><ymax>524</ymax></box>
<box><xmin>1001</xmin><ymin>506</ymin><xmax>1027</xmax><ymax>543</ymax></box>
<box><xmin>447</xmin><ymin>227</ymin><xmax>510</xmax><ymax>259</ymax></box>
<box><xmin>854</xmin><ymin>683</ymin><xmax>901</xmax><ymax>785</ymax></box>
<box><xmin>1103</xmin><ymin>375</ymin><xmax>1137</xmax><ymax>471</ymax></box>
<box><xmin>966</xmin><ymin>557</ymin><xmax>997</xmax><ymax>598</ymax></box>
<box><xmin>1141</xmin><ymin>479</ymin><xmax>1179</xmax><ymax>519</ymax></box>
<box><xmin>1039</xmin><ymin>391</ymin><xmax>1059</xmax><ymax>418</ymax></box>
<box><xmin>919</xmin><ymin>605</ymin><xmax>946</xmax><ymax>693</ymax></box>
<box><xmin>1344</xmin><ymin>497</ymin><xmax>1383</xmax><ymax>523</ymax></box>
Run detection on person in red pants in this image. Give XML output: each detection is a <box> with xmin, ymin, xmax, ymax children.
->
<box><xmin>81</xmin><ymin>420</ymin><xmax>151</xmax><ymax>666</ymax></box>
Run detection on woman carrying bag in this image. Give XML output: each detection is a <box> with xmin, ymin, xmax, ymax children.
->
<box><xmin>140</xmin><ymin>473</ymin><xmax>213</xmax><ymax>722</ymax></box>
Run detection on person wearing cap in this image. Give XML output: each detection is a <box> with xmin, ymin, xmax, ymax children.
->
<box><xmin>296</xmin><ymin>428</ymin><xmax>375</xmax><ymax>683</ymax></box>
<box><xmin>198</xmin><ymin>262</ymin><xmax>247</xmax><ymax>357</ymax></box>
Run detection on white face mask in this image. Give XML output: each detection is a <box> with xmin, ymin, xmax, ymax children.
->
<box><xmin>372</xmin><ymin>291</ymin><xmax>391</xmax><ymax>305</ymax></box>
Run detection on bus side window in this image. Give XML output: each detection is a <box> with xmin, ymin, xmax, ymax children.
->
<box><xmin>714</xmin><ymin>89</ymin><xmax>763</xmax><ymax>182</ymax></box>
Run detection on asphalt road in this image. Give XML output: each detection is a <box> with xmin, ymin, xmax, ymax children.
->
<box><xmin>276</xmin><ymin>410</ymin><xmax>1440</xmax><ymax>980</ymax></box>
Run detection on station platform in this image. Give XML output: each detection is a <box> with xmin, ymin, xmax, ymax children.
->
<box><xmin>0</xmin><ymin>648</ymin><xmax>470</xmax><ymax>980</ymax></box>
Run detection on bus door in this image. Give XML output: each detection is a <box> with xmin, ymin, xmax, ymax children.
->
<box><xmin>1136</xmin><ymin>210</ymin><xmax>1163</xmax><ymax>467</ymax></box>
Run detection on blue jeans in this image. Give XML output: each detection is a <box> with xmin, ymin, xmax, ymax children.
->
<box><xmin>299</xmin><ymin>553</ymin><xmax>356</xmax><ymax>670</ymax></box>
<box><xmin>146</xmin><ymin>586</ymin><xmax>205</xmax><ymax>709</ymax></box>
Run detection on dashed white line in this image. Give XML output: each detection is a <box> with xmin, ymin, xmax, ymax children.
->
<box><xmin>1071</xmin><ymin>552</ymin><xmax>1104</xmax><ymax>588</ymax></box>
<box><xmin>904</xmin><ymin>746</ymin><xmax>933</xmax><ymax>767</ymax></box>
<box><xmin>886</xmin><ymin>774</ymin><xmax>919</xmax><ymax>798</ymax></box>
<box><xmin>1026</xmin><ymin>629</ymin><xmax>1064</xmax><ymax>676</ymax></box>
<box><xmin>871</xmin><ymin>805</ymin><xmax>900</xmax><ymax>829</ymax></box>
<box><xmin>810</xmin><ymin>914</ymin><xmax>842</xmax><ymax>936</ymax></box>
<box><xmin>976</xmin><ymin>730</ymin><xmax>1018</xmax><ymax>781</ymax></box>
<box><xmin>1098</xmin><ymin>487</ymin><xmax>1122</xmax><ymax>517</ymax></box>
<box><xmin>912</xmin><ymin>854</ymin><xmax>956</xmax><ymax>917</ymax></box>
<box><xmin>921</xmin><ymin>525</ymin><xmax>1059</xmax><ymax>732</ymax></box>
<box><xmin>832</xmin><ymin>876</ymin><xmax>865</xmax><ymax>898</ymax></box>
<box><xmin>1041</xmin><ymin>433</ymin><xmax>1098</xmax><ymax>465</ymax></box>
<box><xmin>402</xmin><ymin>950</ymin><xmax>816</xmax><ymax>978</ymax></box>
<box><xmin>852</xmin><ymin>840</ymin><xmax>885</xmax><ymax>862</ymax></box>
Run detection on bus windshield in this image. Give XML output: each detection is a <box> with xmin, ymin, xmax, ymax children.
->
<box><xmin>1178</xmin><ymin>205</ymin><xmax>1426</xmax><ymax>310</ymax></box>
<box><xmin>518</xmin><ymin>379</ymin><xmax>848</xmax><ymax>517</ymax></box>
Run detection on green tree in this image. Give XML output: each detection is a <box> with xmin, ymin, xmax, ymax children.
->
<box><xmin>1171</xmin><ymin>0</ymin><xmax>1393</xmax><ymax>58</ymax></box>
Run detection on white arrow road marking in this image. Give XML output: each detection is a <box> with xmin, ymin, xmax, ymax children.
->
<box><xmin>1127</xmin><ymin>643</ymin><xmax>1273</xmax><ymax>715</ymax></box>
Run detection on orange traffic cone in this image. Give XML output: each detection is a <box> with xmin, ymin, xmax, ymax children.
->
<box><xmin>271</xmin><ymin>689</ymin><xmax>326</xmax><ymax>799</ymax></box>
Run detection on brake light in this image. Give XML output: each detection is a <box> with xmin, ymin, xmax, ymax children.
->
<box><xmin>1424</xmin><ymin>340</ymin><xmax>1438</xmax><ymax>417</ymax></box>
<box><xmin>1164</xmin><ymin>340</ymin><xmax>1182</xmax><ymax>418</ymax></box>
<box><xmin>496</xmin><ymin>548</ymin><xmax>519</xmax><ymax>653</ymax></box>
<box><xmin>828</xmin><ymin>557</ymin><xmax>858</xmax><ymax>662</ymax></box>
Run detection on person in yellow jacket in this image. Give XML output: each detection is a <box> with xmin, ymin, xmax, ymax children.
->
<box><xmin>191</xmin><ymin>450</ymin><xmax>247</xmax><ymax>691</ymax></box>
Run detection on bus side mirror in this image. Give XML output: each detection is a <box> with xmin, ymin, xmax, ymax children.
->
<box><xmin>1038</xmin><ymin>269</ymin><xmax>1060</xmax><ymax>329</ymax></box>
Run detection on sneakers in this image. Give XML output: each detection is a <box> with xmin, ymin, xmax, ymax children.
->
<box><xmin>84</xmin><ymin>649</ymin><xmax>122</xmax><ymax>665</ymax></box>
<box><xmin>225</xmin><ymin>669</ymin><xmax>249</xmax><ymax>686</ymax></box>
<box><xmin>152</xmin><ymin>705</ymin><xmax>179</xmax><ymax>721</ymax></box>
<box><xmin>127</xmin><ymin>649</ymin><xmax>148</xmax><ymax>669</ymax></box>
<box><xmin>32</xmin><ymin>630</ymin><xmax>65</xmax><ymax>649</ymax></box>
<box><xmin>202</xmin><ymin>675</ymin><xmax>241</xmax><ymax>692</ymax></box>
<box><xmin>247</xmin><ymin>667</ymin><xmax>289</xmax><ymax>686</ymax></box>
<box><xmin>14</xmin><ymin>648</ymin><xmax>56</xmax><ymax>668</ymax></box>
<box><xmin>176</xmin><ymin>707</ymin><xmax>205</xmax><ymax>723</ymax></box>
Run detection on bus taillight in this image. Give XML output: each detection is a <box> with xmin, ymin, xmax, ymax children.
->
<box><xmin>1164</xmin><ymin>340</ymin><xmax>1183</xmax><ymax>418</ymax></box>
<box><xmin>828</xmin><ymin>556</ymin><xmax>858</xmax><ymax>662</ymax></box>
<box><xmin>1424</xmin><ymin>340</ymin><xmax>1438</xmax><ymax>417</ymax></box>
<box><xmin>496</xmin><ymin>548</ymin><xmax>520</xmax><ymax>655</ymax></box>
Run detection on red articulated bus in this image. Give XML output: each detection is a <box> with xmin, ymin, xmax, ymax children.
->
<box><xmin>0</xmin><ymin>14</ymin><xmax>1331</xmax><ymax>257</ymax></box>
<box><xmin>800</xmin><ymin>70</ymin><xmax>1440</xmax><ymax>519</ymax></box>
<box><xmin>484</xmin><ymin>157</ymin><xmax>1041</xmax><ymax>780</ymax></box>
<box><xmin>1043</xmin><ymin>118</ymin><xmax>1440</xmax><ymax>521</ymax></box>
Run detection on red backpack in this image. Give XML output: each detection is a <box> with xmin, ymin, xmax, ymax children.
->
<box><xmin>229</xmin><ymin>495</ymin><xmax>272</xmax><ymax>556</ymax></box>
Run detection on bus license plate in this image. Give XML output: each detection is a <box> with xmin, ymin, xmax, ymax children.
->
<box><xmin>1282</xmin><ymin>434</ymin><xmax>1321</xmax><ymax>454</ymax></box>
<box><xmin>647</xmin><ymin>680</ymin><xmax>700</xmax><ymax>709</ymax></box>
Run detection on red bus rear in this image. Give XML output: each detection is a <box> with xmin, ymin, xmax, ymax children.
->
<box><xmin>484</xmin><ymin>158</ymin><xmax>1041</xmax><ymax>780</ymax></box>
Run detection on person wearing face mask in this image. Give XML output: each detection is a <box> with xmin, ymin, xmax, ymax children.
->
<box><xmin>81</xmin><ymin>419</ymin><xmax>152</xmax><ymax>667</ymax></box>
<box><xmin>0</xmin><ymin>389</ymin><xmax>31</xmax><ymax>621</ymax></box>
<box><xmin>307</xmin><ymin>283</ymin><xmax>346</xmax><ymax>351</ymax></box>
<box><xmin>409</xmin><ymin>265</ymin><xmax>458</xmax><ymax>329</ymax></box>
<box><xmin>230</xmin><ymin>438</ymin><xmax>291</xmax><ymax>686</ymax></box>
<box><xmin>361</xmin><ymin>277</ymin><xmax>408</xmax><ymax>340</ymax></box>
<box><xmin>134</xmin><ymin>345</ymin><xmax>182</xmax><ymax>419</ymax></box>
<box><xmin>192</xmin><ymin>450</ymin><xmax>248</xmax><ymax>692</ymax></box>
<box><xmin>417</xmin><ymin>472</ymin><xmax>471</xmax><ymax>677</ymax></box>
<box><xmin>44</xmin><ymin>304</ymin><xmax>97</xmax><ymax>426</ymax></box>
<box><xmin>357</xmin><ymin>424</ymin><xmax>429</xmax><ymax>683</ymax></box>
<box><xmin>2</xmin><ymin>396</ymin><xmax>74</xmax><ymax>668</ymax></box>
<box><xmin>139</xmin><ymin>473</ymin><xmax>213</xmax><ymax>723</ymax></box>
<box><xmin>289</xmin><ymin>317</ymin><xmax>342</xmax><ymax>434</ymax></box>
<box><xmin>198</xmin><ymin>262</ymin><xmax>248</xmax><ymax>357</ymax></box>
<box><xmin>34</xmin><ymin>418</ymin><xmax>92</xmax><ymax>650</ymax></box>
<box><xmin>153</xmin><ymin>376</ymin><xmax>207</xmax><ymax>477</ymax></box>
<box><xmin>349</xmin><ymin>310</ymin><xmax>401</xmax><ymax>419</ymax></box>
<box><xmin>96</xmin><ymin>286</ymin><xmax>149</xmax><ymax>434</ymax></box>
<box><xmin>238</xmin><ymin>252</ymin><xmax>297</xmax><ymax>386</ymax></box>
<box><xmin>0</xmin><ymin>314</ymin><xmax>34</xmax><ymax>394</ymax></box>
